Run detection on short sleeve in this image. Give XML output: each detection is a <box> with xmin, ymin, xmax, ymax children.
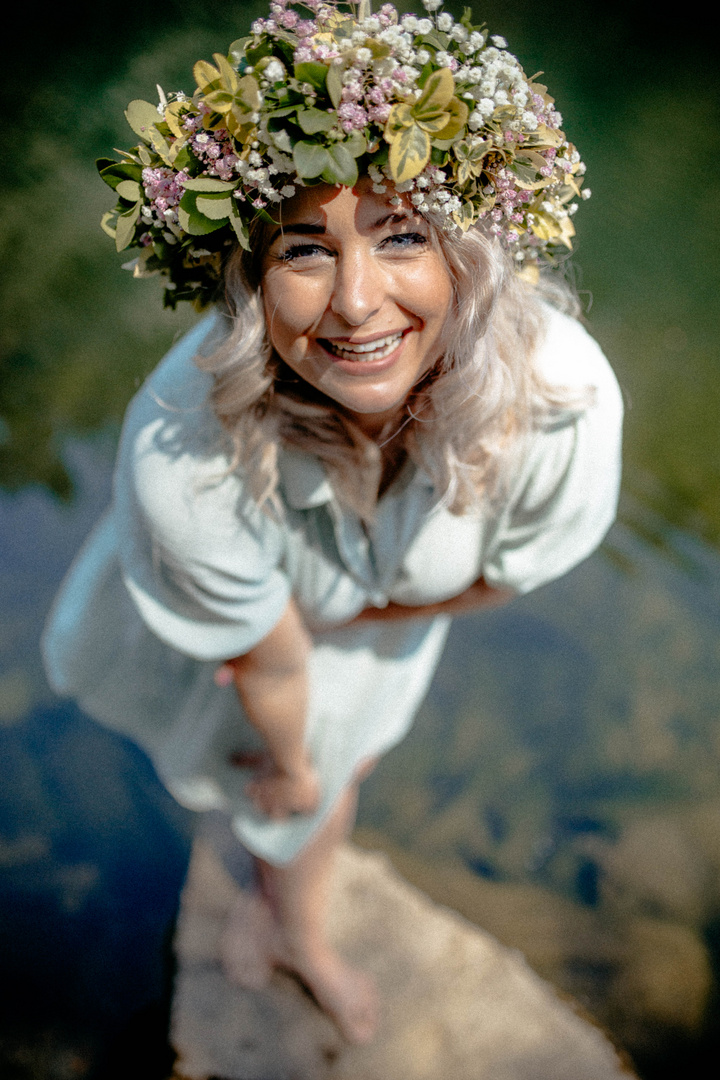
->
<box><xmin>482</xmin><ymin>307</ymin><xmax>623</xmax><ymax>595</ymax></box>
<box><xmin>113</xmin><ymin>317</ymin><xmax>291</xmax><ymax>661</ymax></box>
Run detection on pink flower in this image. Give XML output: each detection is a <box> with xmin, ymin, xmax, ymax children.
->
<box><xmin>337</xmin><ymin>102</ymin><xmax>368</xmax><ymax>131</ymax></box>
<box><xmin>368</xmin><ymin>103</ymin><xmax>391</xmax><ymax>123</ymax></box>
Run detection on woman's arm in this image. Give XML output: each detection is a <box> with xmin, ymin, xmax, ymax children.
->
<box><xmin>220</xmin><ymin>599</ymin><xmax>320</xmax><ymax>820</ymax></box>
<box><xmin>349</xmin><ymin>577</ymin><xmax>514</xmax><ymax>623</ymax></box>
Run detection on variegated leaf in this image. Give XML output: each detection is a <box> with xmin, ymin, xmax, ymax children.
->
<box><xmin>388</xmin><ymin>122</ymin><xmax>430</xmax><ymax>183</ymax></box>
<box><xmin>414</xmin><ymin>67</ymin><xmax>454</xmax><ymax>121</ymax></box>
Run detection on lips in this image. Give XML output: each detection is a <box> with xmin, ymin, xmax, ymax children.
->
<box><xmin>321</xmin><ymin>330</ymin><xmax>405</xmax><ymax>363</ymax></box>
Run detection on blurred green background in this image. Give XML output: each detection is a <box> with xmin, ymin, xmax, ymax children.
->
<box><xmin>1</xmin><ymin>0</ymin><xmax>719</xmax><ymax>546</ymax></box>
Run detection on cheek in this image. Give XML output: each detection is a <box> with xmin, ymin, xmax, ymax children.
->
<box><xmin>400</xmin><ymin>258</ymin><xmax>454</xmax><ymax>325</ymax></box>
<box><xmin>262</xmin><ymin>272</ymin><xmax>323</xmax><ymax>354</ymax></box>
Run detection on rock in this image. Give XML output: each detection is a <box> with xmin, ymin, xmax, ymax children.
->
<box><xmin>171</xmin><ymin>839</ymin><xmax>634</xmax><ymax>1080</ymax></box>
<box><xmin>351</xmin><ymin>830</ymin><xmax>713</xmax><ymax>1061</ymax></box>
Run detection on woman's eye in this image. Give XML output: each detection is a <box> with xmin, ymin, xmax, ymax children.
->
<box><xmin>382</xmin><ymin>231</ymin><xmax>427</xmax><ymax>250</ymax></box>
<box><xmin>277</xmin><ymin>242</ymin><xmax>333</xmax><ymax>263</ymax></box>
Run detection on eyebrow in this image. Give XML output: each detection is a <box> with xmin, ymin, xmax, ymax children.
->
<box><xmin>266</xmin><ymin>209</ymin><xmax>417</xmax><ymax>248</ymax></box>
<box><xmin>267</xmin><ymin>223</ymin><xmax>325</xmax><ymax>247</ymax></box>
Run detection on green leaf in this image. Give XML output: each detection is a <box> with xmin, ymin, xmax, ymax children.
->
<box><xmin>170</xmin><ymin>145</ymin><xmax>193</xmax><ymax>172</ymax></box>
<box><xmin>245</xmin><ymin>39</ymin><xmax>273</xmax><ymax>67</ymax></box>
<box><xmin>236</xmin><ymin>74</ymin><xmax>262</xmax><ymax>111</ymax></box>
<box><xmin>229</xmin><ymin>203</ymin><xmax>251</xmax><ymax>249</ymax></box>
<box><xmin>343</xmin><ymin>129</ymin><xmax>367</xmax><ymax>158</ymax></box>
<box><xmin>183</xmin><ymin>177</ymin><xmax>238</xmax><ymax>193</ymax></box>
<box><xmin>125</xmin><ymin>100</ymin><xmax>162</xmax><ymax>142</ymax></box>
<box><xmin>322</xmin><ymin>143</ymin><xmax>358</xmax><ymax>186</ymax></box>
<box><xmin>196</xmin><ymin>194</ymin><xmax>233</xmax><ymax>220</ymax></box>
<box><xmin>114</xmin><ymin>204</ymin><xmax>140</xmax><ymax>252</ymax></box>
<box><xmin>294</xmin><ymin>61</ymin><xmax>328</xmax><ymax>91</ymax></box>
<box><xmin>326</xmin><ymin>62</ymin><xmax>344</xmax><ymax>109</ymax></box>
<box><xmin>297</xmin><ymin>107</ymin><xmax>337</xmax><ymax>135</ymax></box>
<box><xmin>116</xmin><ymin>179</ymin><xmax>142</xmax><ymax>203</ymax></box>
<box><xmin>293</xmin><ymin>140</ymin><xmax>331</xmax><ymax>179</ymax></box>
<box><xmin>388</xmin><ymin>123</ymin><xmax>431</xmax><ymax>183</ymax></box>
<box><xmin>97</xmin><ymin>159</ymin><xmax>142</xmax><ymax>190</ymax></box>
<box><xmin>228</xmin><ymin>37</ymin><xmax>251</xmax><ymax>66</ymax></box>
<box><xmin>178</xmin><ymin>191</ymin><xmax>227</xmax><ymax>235</ymax></box>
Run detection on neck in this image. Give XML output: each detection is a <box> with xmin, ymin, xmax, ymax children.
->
<box><xmin>349</xmin><ymin>406</ymin><xmax>409</xmax><ymax>443</ymax></box>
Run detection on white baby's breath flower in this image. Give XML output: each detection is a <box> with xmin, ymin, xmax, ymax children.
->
<box><xmin>437</xmin><ymin>12</ymin><xmax>454</xmax><ymax>31</ymax></box>
<box><xmin>468</xmin><ymin>31</ymin><xmax>485</xmax><ymax>52</ymax></box>
<box><xmin>491</xmin><ymin>35</ymin><xmax>507</xmax><ymax>48</ymax></box>
<box><xmin>421</xmin><ymin>0</ymin><xmax>442</xmax><ymax>10</ymax></box>
<box><xmin>263</xmin><ymin>59</ymin><xmax>285</xmax><ymax>84</ymax></box>
<box><xmin>581</xmin><ymin>188</ymin><xmax>592</xmax><ymax>199</ymax></box>
<box><xmin>435</xmin><ymin>51</ymin><xmax>453</xmax><ymax>67</ymax></box>
<box><xmin>416</xmin><ymin>18</ymin><xmax>433</xmax><ymax>34</ymax></box>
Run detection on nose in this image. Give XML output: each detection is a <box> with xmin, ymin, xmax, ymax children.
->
<box><xmin>329</xmin><ymin>244</ymin><xmax>384</xmax><ymax>327</ymax></box>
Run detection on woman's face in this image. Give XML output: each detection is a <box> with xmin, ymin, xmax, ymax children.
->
<box><xmin>261</xmin><ymin>177</ymin><xmax>454</xmax><ymax>437</ymax></box>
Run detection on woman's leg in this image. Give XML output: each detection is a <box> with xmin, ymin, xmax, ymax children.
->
<box><xmin>220</xmin><ymin>770</ymin><xmax>378</xmax><ymax>1044</ymax></box>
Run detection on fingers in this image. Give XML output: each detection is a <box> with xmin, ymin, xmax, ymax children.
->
<box><xmin>245</xmin><ymin>772</ymin><xmax>321</xmax><ymax>820</ymax></box>
<box><xmin>214</xmin><ymin>663</ymin><xmax>235</xmax><ymax>687</ymax></box>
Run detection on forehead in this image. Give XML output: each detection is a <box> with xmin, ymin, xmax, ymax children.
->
<box><xmin>272</xmin><ymin>176</ymin><xmax>417</xmax><ymax>232</ymax></box>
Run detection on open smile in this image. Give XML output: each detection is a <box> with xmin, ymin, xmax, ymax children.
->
<box><xmin>320</xmin><ymin>329</ymin><xmax>409</xmax><ymax>364</ymax></box>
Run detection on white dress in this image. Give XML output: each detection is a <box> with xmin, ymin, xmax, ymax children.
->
<box><xmin>42</xmin><ymin>305</ymin><xmax>623</xmax><ymax>865</ymax></box>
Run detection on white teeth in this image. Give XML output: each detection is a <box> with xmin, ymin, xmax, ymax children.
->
<box><xmin>327</xmin><ymin>332</ymin><xmax>403</xmax><ymax>362</ymax></box>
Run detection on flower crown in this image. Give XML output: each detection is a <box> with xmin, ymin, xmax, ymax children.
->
<box><xmin>99</xmin><ymin>0</ymin><xmax>589</xmax><ymax>309</ymax></box>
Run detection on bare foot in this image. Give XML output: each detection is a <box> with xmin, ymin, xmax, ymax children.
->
<box><xmin>220</xmin><ymin>889</ymin><xmax>378</xmax><ymax>1043</ymax></box>
<box><xmin>274</xmin><ymin>937</ymin><xmax>379</xmax><ymax>1045</ymax></box>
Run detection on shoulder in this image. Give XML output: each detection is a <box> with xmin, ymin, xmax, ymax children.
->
<box><xmin>534</xmin><ymin>303</ymin><xmax>623</xmax><ymax>412</ymax></box>
<box><xmin>121</xmin><ymin>312</ymin><xmax>222</xmax><ymax>447</ymax></box>
<box><xmin>114</xmin><ymin>313</ymin><xmax>279</xmax><ymax>554</ymax></box>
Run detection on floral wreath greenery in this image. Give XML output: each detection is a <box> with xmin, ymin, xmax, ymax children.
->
<box><xmin>99</xmin><ymin>0</ymin><xmax>590</xmax><ymax>309</ymax></box>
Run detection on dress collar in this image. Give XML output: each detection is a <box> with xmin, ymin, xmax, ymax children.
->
<box><xmin>278</xmin><ymin>446</ymin><xmax>435</xmax><ymax>512</ymax></box>
<box><xmin>277</xmin><ymin>449</ymin><xmax>334</xmax><ymax>510</ymax></box>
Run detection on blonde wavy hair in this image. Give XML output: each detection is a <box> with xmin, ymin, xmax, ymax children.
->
<box><xmin>195</xmin><ymin>211</ymin><xmax>582</xmax><ymax>521</ymax></box>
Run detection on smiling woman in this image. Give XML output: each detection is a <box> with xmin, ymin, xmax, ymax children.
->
<box><xmin>41</xmin><ymin>0</ymin><xmax>622</xmax><ymax>1049</ymax></box>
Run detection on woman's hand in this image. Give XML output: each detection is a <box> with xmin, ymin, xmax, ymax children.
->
<box><xmin>232</xmin><ymin>750</ymin><xmax>321</xmax><ymax>820</ymax></box>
